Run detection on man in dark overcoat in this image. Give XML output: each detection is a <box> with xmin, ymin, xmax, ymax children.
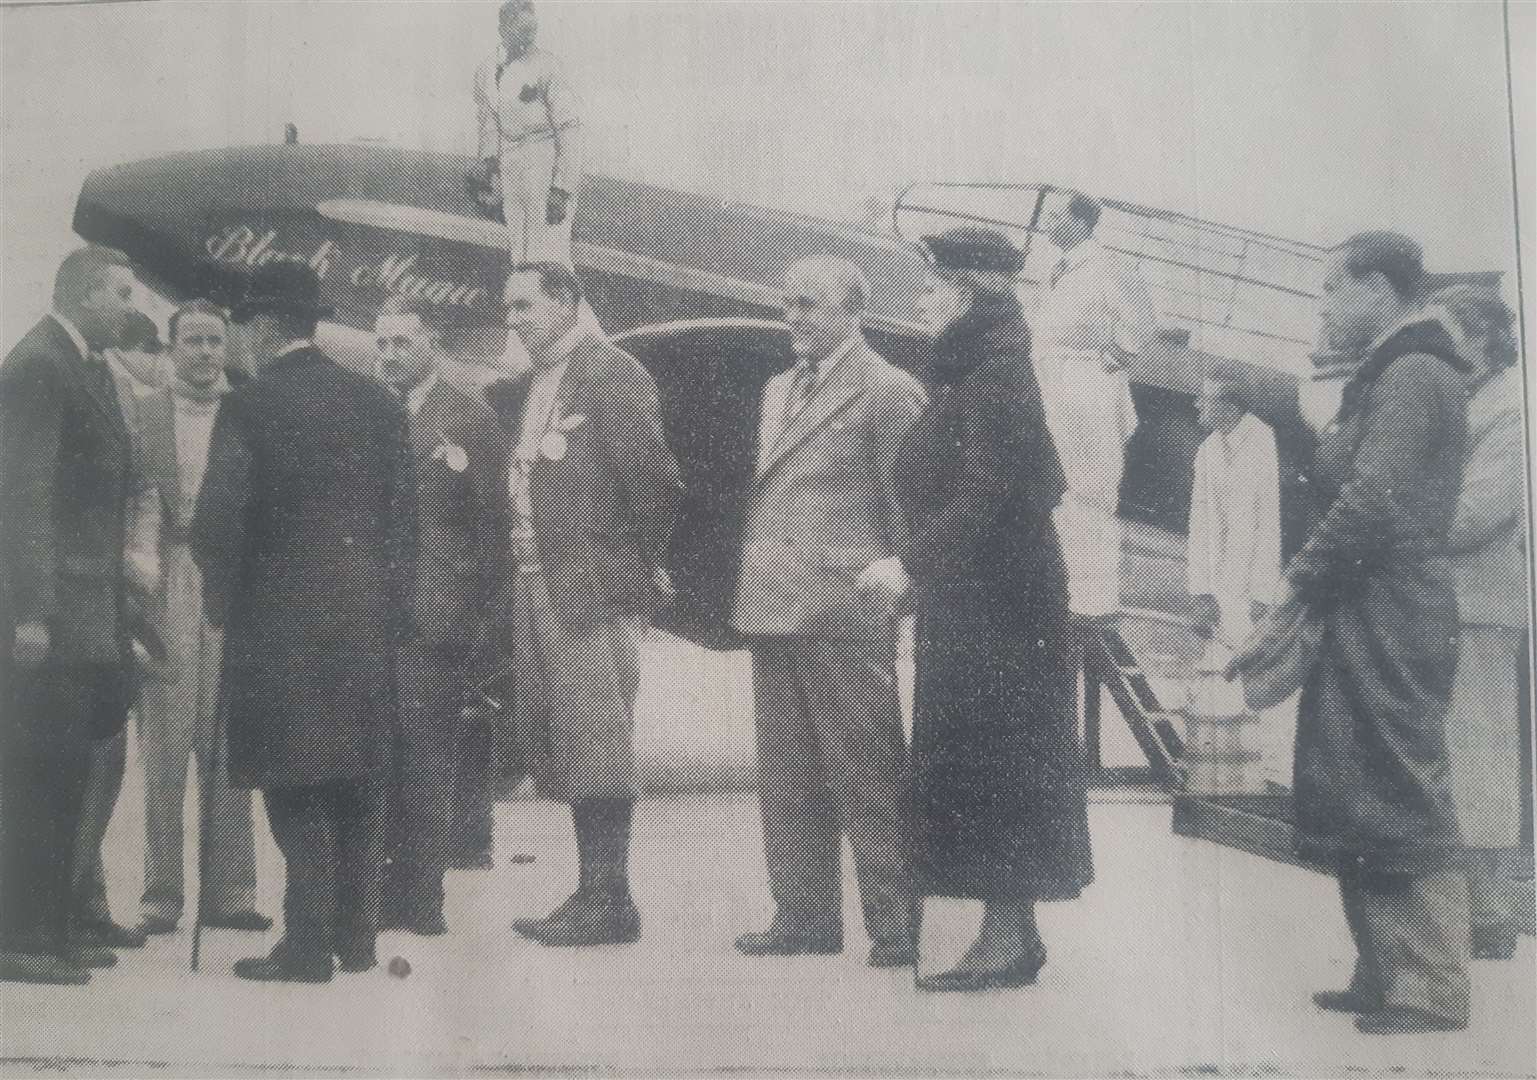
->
<box><xmin>193</xmin><ymin>263</ymin><xmax>416</xmax><ymax>983</ymax></box>
<box><xmin>1</xmin><ymin>247</ymin><xmax>148</xmax><ymax>984</ymax></box>
<box><xmin>1235</xmin><ymin>232</ymin><xmax>1474</xmax><ymax>1033</ymax></box>
<box><xmin>372</xmin><ymin>297</ymin><xmax>508</xmax><ymax>933</ymax></box>
<box><xmin>487</xmin><ymin>262</ymin><xmax>680</xmax><ymax>947</ymax></box>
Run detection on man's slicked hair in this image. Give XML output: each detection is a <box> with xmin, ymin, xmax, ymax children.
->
<box><xmin>377</xmin><ymin>294</ymin><xmax>444</xmax><ymax>337</ymax></box>
<box><xmin>1064</xmin><ymin>192</ymin><xmax>1103</xmax><ymax>231</ymax></box>
<box><xmin>510</xmin><ymin>261</ymin><xmax>583</xmax><ymax>309</ymax></box>
<box><xmin>168</xmin><ymin>298</ymin><xmax>228</xmax><ymax>344</ymax></box>
<box><xmin>1336</xmin><ymin>231</ymin><xmax>1424</xmax><ymax>302</ymax></box>
<box><xmin>53</xmin><ymin>246</ymin><xmax>133</xmax><ymax>314</ymax></box>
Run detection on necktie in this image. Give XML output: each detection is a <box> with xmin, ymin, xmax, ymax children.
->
<box><xmin>776</xmin><ymin>357</ymin><xmax>820</xmax><ymax>441</ymax></box>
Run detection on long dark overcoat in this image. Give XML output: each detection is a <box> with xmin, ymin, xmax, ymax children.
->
<box><xmin>192</xmin><ymin>345</ymin><xmax>416</xmax><ymax>790</ymax></box>
<box><xmin>891</xmin><ymin>296</ymin><xmax>1093</xmax><ymax>902</ymax></box>
<box><xmin>1286</xmin><ymin>318</ymin><xmax>1472</xmax><ymax>873</ymax></box>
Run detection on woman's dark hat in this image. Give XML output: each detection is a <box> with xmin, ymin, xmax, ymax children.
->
<box><xmin>921</xmin><ymin>226</ymin><xmax>1025</xmax><ymax>275</ymax></box>
<box><xmin>231</xmin><ymin>263</ymin><xmax>334</xmax><ymax>323</ymax></box>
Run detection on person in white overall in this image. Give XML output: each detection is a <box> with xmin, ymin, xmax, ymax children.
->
<box><xmin>473</xmin><ymin>0</ymin><xmax>584</xmax><ymax>267</ymax></box>
<box><xmin>1187</xmin><ymin>375</ymin><xmax>1288</xmax><ymax>785</ymax></box>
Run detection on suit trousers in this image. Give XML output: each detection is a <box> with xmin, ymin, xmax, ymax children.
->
<box><xmin>1</xmin><ymin>661</ymin><xmax>130</xmax><ymax>953</ymax></box>
<box><xmin>1338</xmin><ymin>859</ymin><xmax>1471</xmax><ymax>1025</ymax></box>
<box><xmin>749</xmin><ymin>639</ymin><xmax>909</xmax><ymax>940</ymax></box>
<box><xmin>389</xmin><ymin>640</ymin><xmax>464</xmax><ymax>871</ymax></box>
<box><xmin>141</xmin><ymin>544</ymin><xmax>258</xmax><ymax>921</ymax></box>
<box><xmin>451</xmin><ymin>703</ymin><xmax>496</xmax><ymax>858</ymax></box>
<box><xmin>71</xmin><ymin>728</ymin><xmax>126</xmax><ymax>924</ymax></box>
<box><xmin>264</xmin><ymin>782</ymin><xmax>384</xmax><ymax>958</ymax></box>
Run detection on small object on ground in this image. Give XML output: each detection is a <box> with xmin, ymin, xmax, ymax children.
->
<box><xmin>388</xmin><ymin>955</ymin><xmax>412</xmax><ymax>978</ymax></box>
<box><xmin>508</xmin><ymin>853</ymin><xmax>536</xmax><ymax>865</ymax></box>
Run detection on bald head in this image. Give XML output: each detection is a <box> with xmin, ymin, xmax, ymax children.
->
<box><xmin>782</xmin><ymin>257</ymin><xmax>869</xmax><ymax>363</ymax></box>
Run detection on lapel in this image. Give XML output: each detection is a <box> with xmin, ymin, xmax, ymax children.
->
<box><xmin>410</xmin><ymin>379</ymin><xmax>452</xmax><ymax>457</ymax></box>
<box><xmin>753</xmin><ymin>343</ymin><xmax>870</xmax><ymax>483</ymax></box>
<box><xmin>48</xmin><ymin>320</ymin><xmax>128</xmax><ymax>449</ymax></box>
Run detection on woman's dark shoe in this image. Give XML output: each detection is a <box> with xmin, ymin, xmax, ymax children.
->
<box><xmin>1471</xmin><ymin>926</ymin><xmax>1518</xmax><ymax>961</ymax></box>
<box><xmin>1312</xmin><ymin>988</ymin><xmax>1383</xmax><ymax>1014</ymax></box>
<box><xmin>1355</xmin><ymin>1006</ymin><xmax>1467</xmax><ymax>1035</ymax></box>
<box><xmin>916</xmin><ymin>947</ymin><xmax>1047</xmax><ymax>992</ymax></box>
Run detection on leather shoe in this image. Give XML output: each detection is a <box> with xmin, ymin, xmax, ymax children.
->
<box><xmin>233</xmin><ymin>950</ymin><xmax>333</xmax><ymax>983</ymax></box>
<box><xmin>916</xmin><ymin>947</ymin><xmax>1047</xmax><ymax>992</ymax></box>
<box><xmin>528</xmin><ymin>894</ymin><xmax>640</xmax><ymax>947</ymax></box>
<box><xmin>734</xmin><ymin>918</ymin><xmax>843</xmax><ymax>957</ymax></box>
<box><xmin>62</xmin><ymin>945</ymin><xmax>117</xmax><ymax>969</ymax></box>
<box><xmin>867</xmin><ymin>937</ymin><xmax>916</xmax><ymax>968</ymax></box>
<box><xmin>1312</xmin><ymin>989</ymin><xmax>1383</xmax><ymax>1014</ymax></box>
<box><xmin>513</xmin><ymin>890</ymin><xmax>587</xmax><ymax>938</ymax></box>
<box><xmin>336</xmin><ymin>939</ymin><xmax>377</xmax><ymax>973</ymax></box>
<box><xmin>1</xmin><ymin>951</ymin><xmax>90</xmax><ymax>985</ymax></box>
<box><xmin>138</xmin><ymin>914</ymin><xmax>179</xmax><ymax>935</ymax></box>
<box><xmin>75</xmin><ymin>919</ymin><xmax>146</xmax><ymax>949</ymax></box>
<box><xmin>203</xmin><ymin>911</ymin><xmax>274</xmax><ymax>932</ymax></box>
<box><xmin>1355</xmin><ymin>1006</ymin><xmax>1467</xmax><ymax>1035</ymax></box>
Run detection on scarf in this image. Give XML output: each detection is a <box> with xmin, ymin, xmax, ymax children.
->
<box><xmin>171</xmin><ymin>369</ymin><xmax>230</xmax><ymax>404</ymax></box>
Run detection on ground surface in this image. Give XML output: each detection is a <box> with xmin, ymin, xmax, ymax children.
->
<box><xmin>2</xmin><ymin>789</ymin><xmax>1532</xmax><ymax>1077</ymax></box>
<box><xmin>2</xmin><ymin>598</ymin><xmax>1532</xmax><ymax>1077</ymax></box>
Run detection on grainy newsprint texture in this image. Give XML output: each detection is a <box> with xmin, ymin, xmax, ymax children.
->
<box><xmin>1</xmin><ymin>1</ymin><xmax>1534</xmax><ymax>1076</ymax></box>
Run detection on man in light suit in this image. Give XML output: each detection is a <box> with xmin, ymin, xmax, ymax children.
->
<box><xmin>487</xmin><ymin>263</ymin><xmax>679</xmax><ymax>947</ymax></box>
<box><xmin>731</xmin><ymin>257</ymin><xmax>927</xmax><ymax>968</ymax></box>
<box><xmin>1</xmin><ymin>247</ymin><xmax>148</xmax><ymax>984</ymax></box>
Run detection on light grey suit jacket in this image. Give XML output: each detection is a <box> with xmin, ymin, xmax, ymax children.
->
<box><xmin>731</xmin><ymin>338</ymin><xmax>926</xmax><ymax>641</ymax></box>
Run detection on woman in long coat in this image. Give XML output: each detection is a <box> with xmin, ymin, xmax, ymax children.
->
<box><xmin>1429</xmin><ymin>285</ymin><xmax>1527</xmax><ymax>961</ymax></box>
<box><xmin>890</xmin><ymin>227</ymin><xmax>1093</xmax><ymax>992</ymax></box>
<box><xmin>1235</xmin><ymin>233</ymin><xmax>1474</xmax><ymax>1033</ymax></box>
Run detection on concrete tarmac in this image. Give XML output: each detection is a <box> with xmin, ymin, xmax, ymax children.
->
<box><xmin>1</xmin><ymin>786</ymin><xmax>1532</xmax><ymax>1077</ymax></box>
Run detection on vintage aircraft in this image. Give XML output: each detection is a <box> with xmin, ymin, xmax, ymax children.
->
<box><xmin>77</xmin><ymin>140</ymin><xmax>1522</xmax><ymax>867</ymax></box>
<box><xmin>72</xmin><ymin>141</ymin><xmax>1345</xmax><ymax>646</ymax></box>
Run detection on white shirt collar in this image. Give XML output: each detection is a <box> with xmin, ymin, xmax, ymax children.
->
<box><xmin>274</xmin><ymin>339</ymin><xmax>313</xmax><ymax>360</ymax></box>
<box><xmin>51</xmin><ymin>312</ymin><xmax>91</xmax><ymax>361</ymax></box>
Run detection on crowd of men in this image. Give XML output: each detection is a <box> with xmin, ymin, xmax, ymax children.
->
<box><xmin>0</xmin><ymin>0</ymin><xmax>1528</xmax><ymax>1045</ymax></box>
